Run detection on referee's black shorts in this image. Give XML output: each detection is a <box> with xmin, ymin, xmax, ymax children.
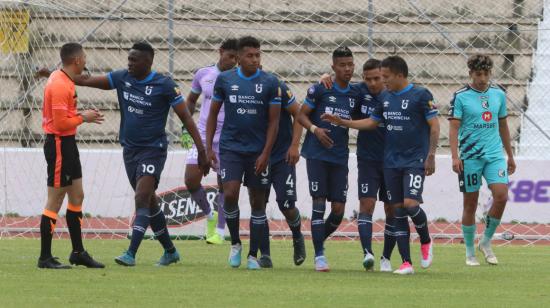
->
<box><xmin>44</xmin><ymin>134</ymin><xmax>82</xmax><ymax>188</ymax></box>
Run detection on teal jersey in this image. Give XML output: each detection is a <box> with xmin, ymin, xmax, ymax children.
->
<box><xmin>448</xmin><ymin>84</ymin><xmax>507</xmax><ymax>160</ymax></box>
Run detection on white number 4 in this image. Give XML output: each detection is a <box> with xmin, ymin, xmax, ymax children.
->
<box><xmin>286</xmin><ymin>174</ymin><xmax>294</xmax><ymax>188</ymax></box>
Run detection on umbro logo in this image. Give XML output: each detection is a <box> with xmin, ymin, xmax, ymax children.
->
<box><xmin>231</xmin><ymin>85</ymin><xmax>239</xmax><ymax>91</ymax></box>
<box><xmin>410</xmin><ymin>189</ymin><xmax>418</xmax><ymax>196</ymax></box>
<box><xmin>124</xmin><ymin>82</ymin><xmax>132</xmax><ymax>87</ymax></box>
<box><xmin>364</xmin><ymin>94</ymin><xmax>372</xmax><ymax>101</ymax></box>
<box><xmin>329</xmin><ymin>96</ymin><xmax>336</xmax><ymax>103</ymax></box>
<box><xmin>383</xmin><ymin>101</ymin><xmax>389</xmax><ymax>107</ymax></box>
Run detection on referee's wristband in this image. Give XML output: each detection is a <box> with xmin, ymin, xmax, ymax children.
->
<box><xmin>309</xmin><ymin>125</ymin><xmax>318</xmax><ymax>134</ymax></box>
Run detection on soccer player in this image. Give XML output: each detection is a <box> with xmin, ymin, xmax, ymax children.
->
<box><xmin>320</xmin><ymin>59</ymin><xmax>397</xmax><ymax>272</ymax></box>
<box><xmin>297</xmin><ymin>46</ymin><xmax>362</xmax><ymax>272</ymax></box>
<box><xmin>38</xmin><ymin>43</ymin><xmax>105</xmax><ymax>269</ymax></box>
<box><xmin>258</xmin><ymin>80</ymin><xmax>306</xmax><ymax>268</ymax></box>
<box><xmin>42</xmin><ymin>42</ymin><xmax>210</xmax><ymax>266</ymax></box>
<box><xmin>206</xmin><ymin>36</ymin><xmax>281</xmax><ymax>270</ymax></box>
<box><xmin>448</xmin><ymin>55</ymin><xmax>516</xmax><ymax>266</ymax></box>
<box><xmin>184</xmin><ymin>39</ymin><xmax>238</xmax><ymax>244</ymax></box>
<box><xmin>322</xmin><ymin>55</ymin><xmax>440</xmax><ymax>275</ymax></box>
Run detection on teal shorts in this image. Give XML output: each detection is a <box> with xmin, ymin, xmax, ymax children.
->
<box><xmin>459</xmin><ymin>157</ymin><xmax>508</xmax><ymax>193</ymax></box>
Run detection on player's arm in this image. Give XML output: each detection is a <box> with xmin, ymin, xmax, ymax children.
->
<box><xmin>173</xmin><ymin>102</ymin><xmax>210</xmax><ymax>175</ymax></box>
<box><xmin>184</xmin><ymin>92</ymin><xmax>201</xmax><ymax>115</ymax></box>
<box><xmin>285</xmin><ymin>101</ymin><xmax>303</xmax><ymax>165</ymax></box>
<box><xmin>499</xmin><ymin>117</ymin><xmax>516</xmax><ymax>175</ymax></box>
<box><xmin>73</xmin><ymin>74</ymin><xmax>111</xmax><ymax>90</ymax></box>
<box><xmin>320</xmin><ymin>113</ymin><xmax>379</xmax><ymax>130</ymax></box>
<box><xmin>425</xmin><ymin>116</ymin><xmax>440</xmax><ymax>176</ymax></box>
<box><xmin>206</xmin><ymin>101</ymin><xmax>222</xmax><ymax>165</ymax></box>
<box><xmin>256</xmin><ymin>99</ymin><xmax>281</xmax><ymax>175</ymax></box>
<box><xmin>297</xmin><ymin>103</ymin><xmax>334</xmax><ymax>148</ymax></box>
<box><xmin>448</xmin><ymin>119</ymin><xmax>462</xmax><ymax>174</ymax></box>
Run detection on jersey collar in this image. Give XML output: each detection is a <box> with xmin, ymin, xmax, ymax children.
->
<box><xmin>333</xmin><ymin>81</ymin><xmax>351</xmax><ymax>93</ymax></box>
<box><xmin>237</xmin><ymin>67</ymin><xmax>261</xmax><ymax>80</ymax></box>
<box><xmin>467</xmin><ymin>83</ymin><xmax>490</xmax><ymax>93</ymax></box>
<box><xmin>135</xmin><ymin>71</ymin><xmax>156</xmax><ymax>84</ymax></box>
<box><xmin>392</xmin><ymin>83</ymin><xmax>413</xmax><ymax>96</ymax></box>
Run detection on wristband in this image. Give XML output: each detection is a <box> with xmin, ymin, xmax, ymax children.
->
<box><xmin>309</xmin><ymin>125</ymin><xmax>318</xmax><ymax>134</ymax></box>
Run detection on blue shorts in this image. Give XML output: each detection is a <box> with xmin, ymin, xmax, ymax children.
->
<box><xmin>384</xmin><ymin>167</ymin><xmax>425</xmax><ymax>204</ymax></box>
<box><xmin>219</xmin><ymin>150</ymin><xmax>270</xmax><ymax>189</ymax></box>
<box><xmin>306</xmin><ymin>159</ymin><xmax>348</xmax><ymax>203</ymax></box>
<box><xmin>357</xmin><ymin>159</ymin><xmax>389</xmax><ymax>202</ymax></box>
<box><xmin>269</xmin><ymin>159</ymin><xmax>297</xmax><ymax>202</ymax></box>
<box><xmin>459</xmin><ymin>157</ymin><xmax>508</xmax><ymax>193</ymax></box>
<box><xmin>123</xmin><ymin>147</ymin><xmax>167</xmax><ymax>190</ymax></box>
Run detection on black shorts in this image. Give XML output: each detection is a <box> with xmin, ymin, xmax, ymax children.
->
<box><xmin>357</xmin><ymin>158</ymin><xmax>389</xmax><ymax>202</ymax></box>
<box><xmin>306</xmin><ymin>159</ymin><xmax>349</xmax><ymax>203</ymax></box>
<box><xmin>123</xmin><ymin>146</ymin><xmax>167</xmax><ymax>191</ymax></box>
<box><xmin>44</xmin><ymin>134</ymin><xmax>82</xmax><ymax>188</ymax></box>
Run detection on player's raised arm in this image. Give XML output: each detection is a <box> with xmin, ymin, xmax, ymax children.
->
<box><xmin>73</xmin><ymin>74</ymin><xmax>111</xmax><ymax>90</ymax></box>
<box><xmin>320</xmin><ymin>113</ymin><xmax>379</xmax><ymax>130</ymax></box>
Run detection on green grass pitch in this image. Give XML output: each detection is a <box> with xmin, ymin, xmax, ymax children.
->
<box><xmin>0</xmin><ymin>239</ymin><xmax>548</xmax><ymax>307</ymax></box>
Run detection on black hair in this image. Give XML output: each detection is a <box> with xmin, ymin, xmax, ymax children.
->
<box><xmin>467</xmin><ymin>54</ymin><xmax>493</xmax><ymax>71</ymax></box>
<box><xmin>381</xmin><ymin>55</ymin><xmax>408</xmax><ymax>77</ymax></box>
<box><xmin>363</xmin><ymin>58</ymin><xmax>381</xmax><ymax>71</ymax></box>
<box><xmin>60</xmin><ymin>43</ymin><xmax>83</xmax><ymax>65</ymax></box>
<box><xmin>332</xmin><ymin>46</ymin><xmax>353</xmax><ymax>60</ymax></box>
<box><xmin>131</xmin><ymin>41</ymin><xmax>155</xmax><ymax>59</ymax></box>
<box><xmin>220</xmin><ymin>38</ymin><xmax>238</xmax><ymax>51</ymax></box>
<box><xmin>237</xmin><ymin>36</ymin><xmax>260</xmax><ymax>51</ymax></box>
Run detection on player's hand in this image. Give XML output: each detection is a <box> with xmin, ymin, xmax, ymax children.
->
<box><xmin>313</xmin><ymin>127</ymin><xmax>334</xmax><ymax>148</ymax></box>
<box><xmin>451</xmin><ymin>157</ymin><xmax>463</xmax><ymax>174</ymax></box>
<box><xmin>80</xmin><ymin>109</ymin><xmax>104</xmax><ymax>124</ymax></box>
<box><xmin>255</xmin><ymin>152</ymin><xmax>269</xmax><ymax>175</ymax></box>
<box><xmin>35</xmin><ymin>67</ymin><xmax>51</xmax><ymax>79</ymax></box>
<box><xmin>507</xmin><ymin>157</ymin><xmax>516</xmax><ymax>175</ymax></box>
<box><xmin>207</xmin><ymin>148</ymin><xmax>218</xmax><ymax>168</ymax></box>
<box><xmin>286</xmin><ymin>144</ymin><xmax>300</xmax><ymax>165</ymax></box>
<box><xmin>197</xmin><ymin>149</ymin><xmax>211</xmax><ymax>176</ymax></box>
<box><xmin>321</xmin><ymin>113</ymin><xmax>343</xmax><ymax>126</ymax></box>
<box><xmin>319</xmin><ymin>73</ymin><xmax>333</xmax><ymax>89</ymax></box>
<box><xmin>425</xmin><ymin>154</ymin><xmax>436</xmax><ymax>176</ymax></box>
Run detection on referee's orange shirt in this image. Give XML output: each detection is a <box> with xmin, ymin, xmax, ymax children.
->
<box><xmin>42</xmin><ymin>70</ymin><xmax>82</xmax><ymax>136</ymax></box>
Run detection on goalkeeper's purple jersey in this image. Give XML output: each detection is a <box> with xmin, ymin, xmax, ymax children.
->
<box><xmin>191</xmin><ymin>64</ymin><xmax>225</xmax><ymax>142</ymax></box>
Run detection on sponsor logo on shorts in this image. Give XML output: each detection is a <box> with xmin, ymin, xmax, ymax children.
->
<box><xmin>410</xmin><ymin>188</ymin><xmax>419</xmax><ymax>196</ymax></box>
<box><xmin>286</xmin><ymin>189</ymin><xmax>294</xmax><ymax>196</ymax></box>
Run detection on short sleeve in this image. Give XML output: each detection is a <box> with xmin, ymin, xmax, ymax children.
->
<box><xmin>212</xmin><ymin>74</ymin><xmax>225</xmax><ymax>104</ymax></box>
<box><xmin>448</xmin><ymin>93</ymin><xmax>463</xmax><ymax>120</ymax></box>
<box><xmin>269</xmin><ymin>77</ymin><xmax>282</xmax><ymax>105</ymax></box>
<box><xmin>304</xmin><ymin>84</ymin><xmax>320</xmax><ymax>109</ymax></box>
<box><xmin>421</xmin><ymin>89</ymin><xmax>439</xmax><ymax>120</ymax></box>
<box><xmin>498</xmin><ymin>92</ymin><xmax>508</xmax><ymax>119</ymax></box>
<box><xmin>106</xmin><ymin>69</ymin><xmax>126</xmax><ymax>90</ymax></box>
<box><xmin>50</xmin><ymin>82</ymin><xmax>72</xmax><ymax>111</ymax></box>
<box><xmin>190</xmin><ymin>68</ymin><xmax>203</xmax><ymax>94</ymax></box>
<box><xmin>280</xmin><ymin>81</ymin><xmax>295</xmax><ymax>108</ymax></box>
<box><xmin>370</xmin><ymin>100</ymin><xmax>384</xmax><ymax>122</ymax></box>
<box><xmin>164</xmin><ymin>78</ymin><xmax>185</xmax><ymax>107</ymax></box>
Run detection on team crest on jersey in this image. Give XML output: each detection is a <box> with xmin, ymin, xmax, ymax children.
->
<box><xmin>255</xmin><ymin>84</ymin><xmax>263</xmax><ymax>93</ymax></box>
<box><xmin>286</xmin><ymin>90</ymin><xmax>293</xmax><ymax>99</ymax></box>
<box><xmin>174</xmin><ymin>87</ymin><xmax>181</xmax><ymax>95</ymax></box>
<box><xmin>401</xmin><ymin>99</ymin><xmax>409</xmax><ymax>109</ymax></box>
<box><xmin>481</xmin><ymin>97</ymin><xmax>489</xmax><ymax>109</ymax></box>
<box><xmin>145</xmin><ymin>86</ymin><xmax>153</xmax><ymax>95</ymax></box>
<box><xmin>231</xmin><ymin>85</ymin><xmax>239</xmax><ymax>91</ymax></box>
<box><xmin>428</xmin><ymin>100</ymin><xmax>437</xmax><ymax>109</ymax></box>
<box><xmin>329</xmin><ymin>96</ymin><xmax>336</xmax><ymax>103</ymax></box>
<box><xmin>349</xmin><ymin>98</ymin><xmax>355</xmax><ymax>108</ymax></box>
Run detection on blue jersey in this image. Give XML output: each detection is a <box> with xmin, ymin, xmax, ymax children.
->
<box><xmin>301</xmin><ymin>82</ymin><xmax>361</xmax><ymax>166</ymax></box>
<box><xmin>271</xmin><ymin>81</ymin><xmax>296</xmax><ymax>164</ymax></box>
<box><xmin>212</xmin><ymin>67</ymin><xmax>281</xmax><ymax>154</ymax></box>
<box><xmin>449</xmin><ymin>84</ymin><xmax>507</xmax><ymax>160</ymax></box>
<box><xmin>371</xmin><ymin>84</ymin><xmax>438</xmax><ymax>169</ymax></box>
<box><xmin>356</xmin><ymin>82</ymin><xmax>386</xmax><ymax>162</ymax></box>
<box><xmin>107</xmin><ymin>70</ymin><xmax>184</xmax><ymax>149</ymax></box>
